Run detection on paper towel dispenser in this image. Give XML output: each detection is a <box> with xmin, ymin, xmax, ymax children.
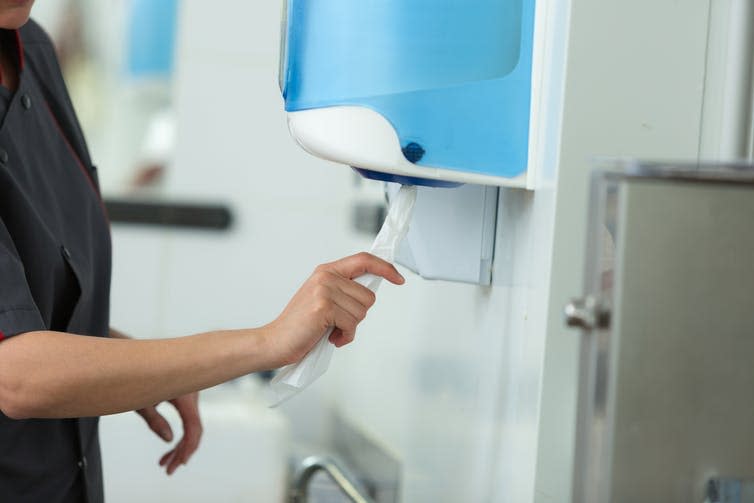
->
<box><xmin>279</xmin><ymin>0</ymin><xmax>541</xmax><ymax>188</ymax></box>
<box><xmin>386</xmin><ymin>183</ymin><xmax>498</xmax><ymax>285</ymax></box>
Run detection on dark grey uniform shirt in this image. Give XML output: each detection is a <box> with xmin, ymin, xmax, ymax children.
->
<box><xmin>0</xmin><ymin>20</ymin><xmax>111</xmax><ymax>503</ymax></box>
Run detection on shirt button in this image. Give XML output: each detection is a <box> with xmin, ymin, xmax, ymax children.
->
<box><xmin>77</xmin><ymin>456</ymin><xmax>88</xmax><ymax>469</ymax></box>
<box><xmin>20</xmin><ymin>94</ymin><xmax>31</xmax><ymax>110</ymax></box>
<box><xmin>60</xmin><ymin>245</ymin><xmax>72</xmax><ymax>261</ymax></box>
<box><xmin>0</xmin><ymin>149</ymin><xmax>7</xmax><ymax>164</ymax></box>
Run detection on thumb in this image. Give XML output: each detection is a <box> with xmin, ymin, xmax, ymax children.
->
<box><xmin>138</xmin><ymin>406</ymin><xmax>174</xmax><ymax>442</ymax></box>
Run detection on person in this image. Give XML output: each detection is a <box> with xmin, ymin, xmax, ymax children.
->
<box><xmin>0</xmin><ymin>2</ymin><xmax>405</xmax><ymax>502</ymax></box>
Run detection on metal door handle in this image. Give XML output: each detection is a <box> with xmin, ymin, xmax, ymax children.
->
<box><xmin>564</xmin><ymin>295</ymin><xmax>611</xmax><ymax>330</ymax></box>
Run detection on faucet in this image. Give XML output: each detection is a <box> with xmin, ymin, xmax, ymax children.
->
<box><xmin>290</xmin><ymin>455</ymin><xmax>376</xmax><ymax>503</ymax></box>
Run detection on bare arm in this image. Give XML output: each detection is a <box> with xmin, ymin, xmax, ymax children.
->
<box><xmin>0</xmin><ymin>252</ymin><xmax>404</xmax><ymax>420</ymax></box>
<box><xmin>0</xmin><ymin>327</ymin><xmax>269</xmax><ymax>419</ymax></box>
<box><xmin>109</xmin><ymin>328</ymin><xmax>205</xmax><ymax>475</ymax></box>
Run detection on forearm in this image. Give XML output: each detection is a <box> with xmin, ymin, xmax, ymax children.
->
<box><xmin>0</xmin><ymin>252</ymin><xmax>405</xmax><ymax>421</ymax></box>
<box><xmin>0</xmin><ymin>328</ymin><xmax>273</xmax><ymax>420</ymax></box>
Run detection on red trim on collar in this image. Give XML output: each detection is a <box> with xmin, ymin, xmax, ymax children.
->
<box><xmin>13</xmin><ymin>29</ymin><xmax>23</xmax><ymax>70</ymax></box>
<box><xmin>42</xmin><ymin>99</ymin><xmax>110</xmax><ymax>225</ymax></box>
<box><xmin>0</xmin><ymin>330</ymin><xmax>5</xmax><ymax>341</ymax></box>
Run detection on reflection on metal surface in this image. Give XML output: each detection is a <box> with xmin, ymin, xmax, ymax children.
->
<box><xmin>331</xmin><ymin>412</ymin><xmax>401</xmax><ymax>503</ymax></box>
<box><xmin>290</xmin><ymin>455</ymin><xmax>376</xmax><ymax>503</ymax></box>
<box><xmin>706</xmin><ymin>479</ymin><xmax>754</xmax><ymax>503</ymax></box>
<box><xmin>597</xmin><ymin>159</ymin><xmax>754</xmax><ymax>185</ymax></box>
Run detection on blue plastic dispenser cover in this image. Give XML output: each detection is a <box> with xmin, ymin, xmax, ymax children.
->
<box><xmin>280</xmin><ymin>0</ymin><xmax>535</xmax><ymax>183</ymax></box>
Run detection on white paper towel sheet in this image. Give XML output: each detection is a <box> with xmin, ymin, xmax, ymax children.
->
<box><xmin>269</xmin><ymin>185</ymin><xmax>417</xmax><ymax>406</ymax></box>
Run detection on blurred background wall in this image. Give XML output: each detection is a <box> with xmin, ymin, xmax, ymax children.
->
<box><xmin>30</xmin><ymin>0</ymin><xmax>709</xmax><ymax>501</ymax></box>
<box><xmin>31</xmin><ymin>1</ymin><xmax>558</xmax><ymax>501</ymax></box>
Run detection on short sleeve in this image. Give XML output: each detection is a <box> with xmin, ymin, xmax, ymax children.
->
<box><xmin>0</xmin><ymin>218</ymin><xmax>45</xmax><ymax>340</ymax></box>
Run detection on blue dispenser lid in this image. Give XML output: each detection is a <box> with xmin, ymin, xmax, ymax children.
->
<box><xmin>281</xmin><ymin>0</ymin><xmax>535</xmax><ymax>181</ymax></box>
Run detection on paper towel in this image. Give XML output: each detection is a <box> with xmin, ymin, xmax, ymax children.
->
<box><xmin>269</xmin><ymin>184</ymin><xmax>417</xmax><ymax>406</ymax></box>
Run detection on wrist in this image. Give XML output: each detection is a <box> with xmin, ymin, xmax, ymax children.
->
<box><xmin>245</xmin><ymin>324</ymin><xmax>285</xmax><ymax>371</ymax></box>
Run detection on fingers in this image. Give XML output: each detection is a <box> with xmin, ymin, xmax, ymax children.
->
<box><xmin>319</xmin><ymin>277</ymin><xmax>372</xmax><ymax>321</ymax></box>
<box><xmin>175</xmin><ymin>405</ymin><xmax>203</xmax><ymax>463</ymax></box>
<box><xmin>324</xmin><ymin>252</ymin><xmax>405</xmax><ymax>285</ymax></box>
<box><xmin>162</xmin><ymin>430</ymin><xmax>200</xmax><ymax>475</ymax></box>
<box><xmin>159</xmin><ymin>448</ymin><xmax>177</xmax><ymax>472</ymax></box>
<box><xmin>163</xmin><ymin>445</ymin><xmax>182</xmax><ymax>475</ymax></box>
<box><xmin>310</xmin><ymin>284</ymin><xmax>363</xmax><ymax>345</ymax></box>
<box><xmin>159</xmin><ymin>445</ymin><xmax>186</xmax><ymax>476</ymax></box>
<box><xmin>306</xmin><ymin>254</ymin><xmax>403</xmax><ymax>349</ymax></box>
<box><xmin>331</xmin><ymin>272</ymin><xmax>377</xmax><ymax>308</ymax></box>
<box><xmin>137</xmin><ymin>406</ymin><xmax>173</xmax><ymax>442</ymax></box>
<box><xmin>327</xmin><ymin>304</ymin><xmax>360</xmax><ymax>347</ymax></box>
<box><xmin>329</xmin><ymin>327</ymin><xmax>353</xmax><ymax>348</ymax></box>
<box><xmin>158</xmin><ymin>395</ymin><xmax>202</xmax><ymax>476</ymax></box>
<box><xmin>271</xmin><ymin>253</ymin><xmax>405</xmax><ymax>366</ymax></box>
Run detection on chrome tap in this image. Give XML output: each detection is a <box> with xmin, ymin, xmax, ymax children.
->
<box><xmin>290</xmin><ymin>455</ymin><xmax>376</xmax><ymax>503</ymax></box>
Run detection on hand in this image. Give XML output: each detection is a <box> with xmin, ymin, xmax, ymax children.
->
<box><xmin>266</xmin><ymin>252</ymin><xmax>405</xmax><ymax>367</ymax></box>
<box><xmin>136</xmin><ymin>391</ymin><xmax>203</xmax><ymax>475</ymax></box>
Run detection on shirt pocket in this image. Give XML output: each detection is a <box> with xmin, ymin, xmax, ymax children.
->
<box><xmin>55</xmin><ymin>245</ymin><xmax>84</xmax><ymax>332</ymax></box>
